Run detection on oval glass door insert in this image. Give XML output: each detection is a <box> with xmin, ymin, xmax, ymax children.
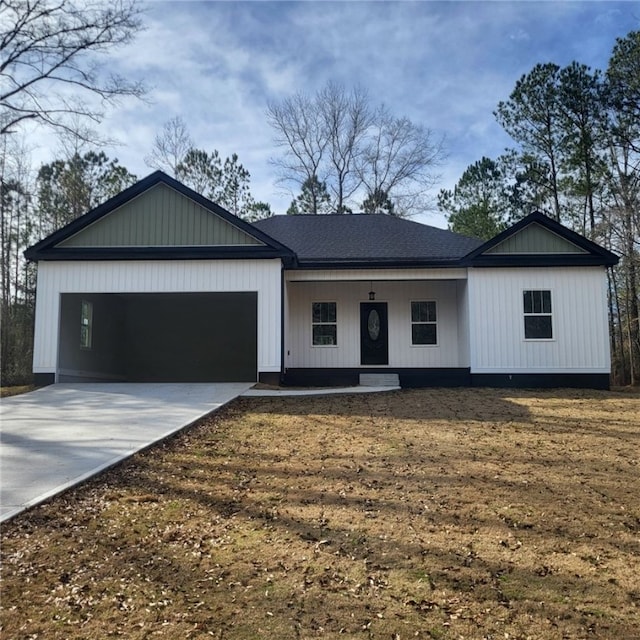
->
<box><xmin>367</xmin><ymin>309</ymin><xmax>380</xmax><ymax>341</ymax></box>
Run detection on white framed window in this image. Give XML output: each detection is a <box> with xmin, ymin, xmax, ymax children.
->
<box><xmin>523</xmin><ymin>290</ymin><xmax>553</xmax><ymax>339</ymax></box>
<box><xmin>411</xmin><ymin>300</ymin><xmax>437</xmax><ymax>345</ymax></box>
<box><xmin>312</xmin><ymin>302</ymin><xmax>337</xmax><ymax>346</ymax></box>
<box><xmin>80</xmin><ymin>300</ymin><xmax>93</xmax><ymax>349</ymax></box>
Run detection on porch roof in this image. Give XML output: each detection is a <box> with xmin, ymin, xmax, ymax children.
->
<box><xmin>253</xmin><ymin>214</ymin><xmax>483</xmax><ymax>267</ymax></box>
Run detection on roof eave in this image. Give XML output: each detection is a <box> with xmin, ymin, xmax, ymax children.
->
<box><xmin>26</xmin><ymin>246</ymin><xmax>295</xmax><ymax>262</ymax></box>
<box><xmin>291</xmin><ymin>257</ymin><xmax>466</xmax><ymax>269</ymax></box>
<box><xmin>466</xmin><ymin>254</ymin><xmax>619</xmax><ymax>268</ymax></box>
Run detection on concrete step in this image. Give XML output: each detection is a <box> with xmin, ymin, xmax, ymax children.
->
<box><xmin>359</xmin><ymin>373</ymin><xmax>400</xmax><ymax>387</ymax></box>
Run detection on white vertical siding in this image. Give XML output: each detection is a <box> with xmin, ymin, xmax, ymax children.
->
<box><xmin>286</xmin><ymin>280</ymin><xmax>464</xmax><ymax>368</ymax></box>
<box><xmin>32</xmin><ymin>260</ymin><xmax>282</xmax><ymax>375</ymax></box>
<box><xmin>456</xmin><ymin>280</ymin><xmax>470</xmax><ymax>367</ymax></box>
<box><xmin>468</xmin><ymin>267</ymin><xmax>610</xmax><ymax>373</ymax></box>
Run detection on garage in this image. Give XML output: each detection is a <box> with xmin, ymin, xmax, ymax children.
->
<box><xmin>26</xmin><ymin>172</ymin><xmax>292</xmax><ymax>386</ymax></box>
<box><xmin>57</xmin><ymin>292</ymin><xmax>258</xmax><ymax>382</ymax></box>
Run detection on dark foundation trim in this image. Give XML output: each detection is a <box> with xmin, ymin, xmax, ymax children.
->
<box><xmin>471</xmin><ymin>373</ymin><xmax>610</xmax><ymax>390</ymax></box>
<box><xmin>258</xmin><ymin>371</ymin><xmax>282</xmax><ymax>386</ymax></box>
<box><xmin>33</xmin><ymin>373</ymin><xmax>55</xmax><ymax>386</ymax></box>
<box><xmin>34</xmin><ymin>370</ymin><xmax>610</xmax><ymax>390</ymax></box>
<box><xmin>282</xmin><ymin>368</ymin><xmax>610</xmax><ymax>390</ymax></box>
<box><xmin>283</xmin><ymin>368</ymin><xmax>471</xmax><ymax>388</ymax></box>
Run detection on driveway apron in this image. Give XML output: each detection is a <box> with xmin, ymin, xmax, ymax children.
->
<box><xmin>0</xmin><ymin>382</ymin><xmax>252</xmax><ymax>522</ymax></box>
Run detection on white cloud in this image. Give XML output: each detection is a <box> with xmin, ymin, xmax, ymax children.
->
<box><xmin>17</xmin><ymin>0</ymin><xmax>639</xmax><ymax>226</ymax></box>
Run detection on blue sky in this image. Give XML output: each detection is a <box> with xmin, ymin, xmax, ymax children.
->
<box><xmin>32</xmin><ymin>0</ymin><xmax>639</xmax><ymax>227</ymax></box>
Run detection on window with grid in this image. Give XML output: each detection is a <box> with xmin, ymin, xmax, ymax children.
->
<box><xmin>80</xmin><ymin>300</ymin><xmax>93</xmax><ymax>349</ymax></box>
<box><xmin>312</xmin><ymin>302</ymin><xmax>337</xmax><ymax>346</ymax></box>
<box><xmin>411</xmin><ymin>301</ymin><xmax>437</xmax><ymax>345</ymax></box>
<box><xmin>523</xmin><ymin>290</ymin><xmax>552</xmax><ymax>339</ymax></box>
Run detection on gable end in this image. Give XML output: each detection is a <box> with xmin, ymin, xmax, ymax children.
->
<box><xmin>464</xmin><ymin>212</ymin><xmax>618</xmax><ymax>267</ymax></box>
<box><xmin>56</xmin><ymin>183</ymin><xmax>263</xmax><ymax>248</ymax></box>
<box><xmin>24</xmin><ymin>171</ymin><xmax>296</xmax><ymax>263</ymax></box>
<box><xmin>485</xmin><ymin>222</ymin><xmax>588</xmax><ymax>255</ymax></box>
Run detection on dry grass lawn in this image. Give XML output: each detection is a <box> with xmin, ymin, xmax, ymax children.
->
<box><xmin>1</xmin><ymin>387</ymin><xmax>639</xmax><ymax>639</ymax></box>
<box><xmin>0</xmin><ymin>385</ymin><xmax>36</xmax><ymax>398</ymax></box>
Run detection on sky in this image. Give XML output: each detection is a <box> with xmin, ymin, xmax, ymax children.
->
<box><xmin>28</xmin><ymin>0</ymin><xmax>640</xmax><ymax>228</ymax></box>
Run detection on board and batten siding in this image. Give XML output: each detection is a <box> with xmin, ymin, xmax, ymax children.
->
<box><xmin>485</xmin><ymin>222</ymin><xmax>587</xmax><ymax>254</ymax></box>
<box><xmin>285</xmin><ymin>279</ymin><xmax>465</xmax><ymax>369</ymax></box>
<box><xmin>58</xmin><ymin>184</ymin><xmax>262</xmax><ymax>248</ymax></box>
<box><xmin>468</xmin><ymin>266</ymin><xmax>610</xmax><ymax>373</ymax></box>
<box><xmin>32</xmin><ymin>259</ymin><xmax>282</xmax><ymax>376</ymax></box>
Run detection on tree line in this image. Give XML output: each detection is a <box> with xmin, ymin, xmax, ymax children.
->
<box><xmin>438</xmin><ymin>31</ymin><xmax>639</xmax><ymax>385</ymax></box>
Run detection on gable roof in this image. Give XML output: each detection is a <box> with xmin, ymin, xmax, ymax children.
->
<box><xmin>25</xmin><ymin>175</ymin><xmax>618</xmax><ymax>271</ymax></box>
<box><xmin>57</xmin><ymin>182</ymin><xmax>263</xmax><ymax>248</ymax></box>
<box><xmin>464</xmin><ymin>211</ymin><xmax>619</xmax><ymax>267</ymax></box>
<box><xmin>253</xmin><ymin>214</ymin><xmax>483</xmax><ymax>268</ymax></box>
<box><xmin>25</xmin><ymin>171</ymin><xmax>295</xmax><ymax>263</ymax></box>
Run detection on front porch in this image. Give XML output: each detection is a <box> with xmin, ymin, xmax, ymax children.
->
<box><xmin>282</xmin><ymin>268</ymin><xmax>470</xmax><ymax>387</ymax></box>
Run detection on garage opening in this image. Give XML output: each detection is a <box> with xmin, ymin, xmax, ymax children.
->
<box><xmin>57</xmin><ymin>292</ymin><xmax>257</xmax><ymax>382</ymax></box>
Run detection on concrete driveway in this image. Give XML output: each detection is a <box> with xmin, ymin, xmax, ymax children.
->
<box><xmin>0</xmin><ymin>382</ymin><xmax>252</xmax><ymax>522</ymax></box>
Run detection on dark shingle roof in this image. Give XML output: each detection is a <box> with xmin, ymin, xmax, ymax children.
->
<box><xmin>253</xmin><ymin>214</ymin><xmax>483</xmax><ymax>267</ymax></box>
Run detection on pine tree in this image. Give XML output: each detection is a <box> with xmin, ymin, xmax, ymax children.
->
<box><xmin>287</xmin><ymin>176</ymin><xmax>332</xmax><ymax>214</ymax></box>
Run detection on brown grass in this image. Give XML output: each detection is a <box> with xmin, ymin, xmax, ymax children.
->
<box><xmin>0</xmin><ymin>385</ymin><xmax>35</xmax><ymax>398</ymax></box>
<box><xmin>1</xmin><ymin>387</ymin><xmax>639</xmax><ymax>639</ymax></box>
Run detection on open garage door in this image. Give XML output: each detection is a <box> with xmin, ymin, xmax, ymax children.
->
<box><xmin>57</xmin><ymin>292</ymin><xmax>257</xmax><ymax>382</ymax></box>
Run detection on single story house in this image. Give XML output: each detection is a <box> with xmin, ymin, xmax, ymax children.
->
<box><xmin>25</xmin><ymin>171</ymin><xmax>619</xmax><ymax>389</ymax></box>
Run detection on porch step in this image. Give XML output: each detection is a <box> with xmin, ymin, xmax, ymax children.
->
<box><xmin>359</xmin><ymin>373</ymin><xmax>400</xmax><ymax>387</ymax></box>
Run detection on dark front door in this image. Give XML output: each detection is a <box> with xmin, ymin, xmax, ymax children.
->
<box><xmin>360</xmin><ymin>302</ymin><xmax>389</xmax><ymax>365</ymax></box>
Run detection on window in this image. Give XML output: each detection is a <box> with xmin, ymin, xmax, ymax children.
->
<box><xmin>523</xmin><ymin>290</ymin><xmax>552</xmax><ymax>339</ymax></box>
<box><xmin>80</xmin><ymin>300</ymin><xmax>93</xmax><ymax>349</ymax></box>
<box><xmin>411</xmin><ymin>301</ymin><xmax>437</xmax><ymax>345</ymax></box>
<box><xmin>312</xmin><ymin>302</ymin><xmax>337</xmax><ymax>346</ymax></box>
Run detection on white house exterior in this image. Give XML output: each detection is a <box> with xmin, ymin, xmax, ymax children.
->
<box><xmin>25</xmin><ymin>171</ymin><xmax>618</xmax><ymax>389</ymax></box>
<box><xmin>31</xmin><ymin>259</ymin><xmax>283</xmax><ymax>382</ymax></box>
<box><xmin>467</xmin><ymin>267</ymin><xmax>611</xmax><ymax>377</ymax></box>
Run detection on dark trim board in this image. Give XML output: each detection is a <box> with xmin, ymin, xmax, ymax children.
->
<box><xmin>471</xmin><ymin>373</ymin><xmax>610</xmax><ymax>390</ymax></box>
<box><xmin>282</xmin><ymin>368</ymin><xmax>471</xmax><ymax>388</ymax></box>
<box><xmin>282</xmin><ymin>368</ymin><xmax>360</xmax><ymax>387</ymax></box>
<box><xmin>401</xmin><ymin>369</ymin><xmax>471</xmax><ymax>388</ymax></box>
<box><xmin>282</xmin><ymin>368</ymin><xmax>610</xmax><ymax>390</ymax></box>
<box><xmin>31</xmin><ymin>370</ymin><xmax>611</xmax><ymax>390</ymax></box>
<box><xmin>258</xmin><ymin>372</ymin><xmax>281</xmax><ymax>386</ymax></box>
<box><xmin>33</xmin><ymin>373</ymin><xmax>55</xmax><ymax>386</ymax></box>
<box><xmin>27</xmin><ymin>246</ymin><xmax>294</xmax><ymax>263</ymax></box>
<box><xmin>468</xmin><ymin>255</ymin><xmax>618</xmax><ymax>268</ymax></box>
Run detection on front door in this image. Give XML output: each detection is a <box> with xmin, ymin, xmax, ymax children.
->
<box><xmin>360</xmin><ymin>302</ymin><xmax>389</xmax><ymax>365</ymax></box>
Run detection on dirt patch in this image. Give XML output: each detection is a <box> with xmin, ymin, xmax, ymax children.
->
<box><xmin>1</xmin><ymin>387</ymin><xmax>639</xmax><ymax>639</ymax></box>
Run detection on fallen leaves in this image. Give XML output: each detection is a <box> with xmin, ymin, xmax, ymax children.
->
<box><xmin>1</xmin><ymin>387</ymin><xmax>639</xmax><ymax>639</ymax></box>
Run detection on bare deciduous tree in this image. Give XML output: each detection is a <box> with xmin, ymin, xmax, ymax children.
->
<box><xmin>145</xmin><ymin>116</ymin><xmax>193</xmax><ymax>177</ymax></box>
<box><xmin>358</xmin><ymin>107</ymin><xmax>443</xmax><ymax>216</ymax></box>
<box><xmin>319</xmin><ymin>82</ymin><xmax>371</xmax><ymax>212</ymax></box>
<box><xmin>267</xmin><ymin>91</ymin><xmax>328</xmax><ymax>214</ymax></box>
<box><xmin>267</xmin><ymin>82</ymin><xmax>444</xmax><ymax>215</ymax></box>
<box><xmin>0</xmin><ymin>0</ymin><xmax>145</xmax><ymax>139</ymax></box>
